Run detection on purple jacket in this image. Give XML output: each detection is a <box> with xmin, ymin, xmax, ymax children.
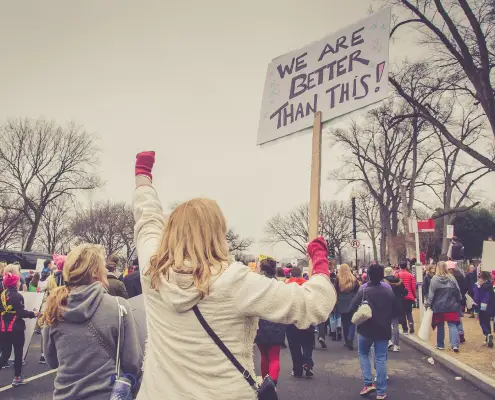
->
<box><xmin>474</xmin><ymin>281</ymin><xmax>492</xmax><ymax>306</ymax></box>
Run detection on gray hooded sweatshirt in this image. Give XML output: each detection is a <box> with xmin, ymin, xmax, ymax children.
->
<box><xmin>42</xmin><ymin>282</ymin><xmax>143</xmax><ymax>400</ymax></box>
<box><xmin>426</xmin><ymin>275</ymin><xmax>462</xmax><ymax>313</ymax></box>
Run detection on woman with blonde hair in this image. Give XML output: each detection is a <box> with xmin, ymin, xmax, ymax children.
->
<box><xmin>425</xmin><ymin>261</ymin><xmax>462</xmax><ymax>352</ymax></box>
<box><xmin>132</xmin><ymin>151</ymin><xmax>336</xmax><ymax>399</ymax></box>
<box><xmin>42</xmin><ymin>244</ymin><xmax>143</xmax><ymax>400</ymax></box>
<box><xmin>334</xmin><ymin>263</ymin><xmax>360</xmax><ymax>350</ymax></box>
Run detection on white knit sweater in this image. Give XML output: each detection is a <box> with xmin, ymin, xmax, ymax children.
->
<box><xmin>133</xmin><ymin>182</ymin><xmax>336</xmax><ymax>400</ymax></box>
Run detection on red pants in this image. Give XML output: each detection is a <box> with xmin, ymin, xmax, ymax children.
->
<box><xmin>257</xmin><ymin>344</ymin><xmax>281</xmax><ymax>382</ymax></box>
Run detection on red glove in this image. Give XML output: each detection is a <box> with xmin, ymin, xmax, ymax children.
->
<box><xmin>135</xmin><ymin>151</ymin><xmax>155</xmax><ymax>181</ymax></box>
<box><xmin>307</xmin><ymin>237</ymin><xmax>330</xmax><ymax>277</ymax></box>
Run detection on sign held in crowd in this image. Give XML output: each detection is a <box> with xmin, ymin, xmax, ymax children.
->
<box><xmin>257</xmin><ymin>8</ymin><xmax>391</xmax><ymax>145</ymax></box>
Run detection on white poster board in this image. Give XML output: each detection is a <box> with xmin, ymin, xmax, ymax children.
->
<box><xmin>446</xmin><ymin>225</ymin><xmax>454</xmax><ymax>239</ymax></box>
<box><xmin>257</xmin><ymin>8</ymin><xmax>391</xmax><ymax>145</ymax></box>
<box><xmin>481</xmin><ymin>241</ymin><xmax>495</xmax><ymax>272</ymax></box>
<box><xmin>36</xmin><ymin>258</ymin><xmax>45</xmax><ymax>272</ymax></box>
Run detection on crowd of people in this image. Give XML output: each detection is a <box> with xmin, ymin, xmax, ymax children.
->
<box><xmin>0</xmin><ymin>151</ymin><xmax>493</xmax><ymax>400</ymax></box>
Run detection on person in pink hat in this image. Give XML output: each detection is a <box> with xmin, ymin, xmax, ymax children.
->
<box><xmin>0</xmin><ymin>265</ymin><xmax>39</xmax><ymax>386</ymax></box>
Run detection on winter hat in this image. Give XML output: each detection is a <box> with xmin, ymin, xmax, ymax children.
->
<box><xmin>52</xmin><ymin>254</ymin><xmax>67</xmax><ymax>271</ymax></box>
<box><xmin>3</xmin><ymin>272</ymin><xmax>20</xmax><ymax>288</ymax></box>
<box><xmin>446</xmin><ymin>261</ymin><xmax>456</xmax><ymax>270</ymax></box>
<box><xmin>384</xmin><ymin>267</ymin><xmax>394</xmax><ymax>277</ymax></box>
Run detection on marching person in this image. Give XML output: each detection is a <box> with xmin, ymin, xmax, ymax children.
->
<box><xmin>0</xmin><ymin>265</ymin><xmax>39</xmax><ymax>386</ymax></box>
<box><xmin>396</xmin><ymin>262</ymin><xmax>416</xmax><ymax>334</ymax></box>
<box><xmin>448</xmin><ymin>263</ymin><xmax>468</xmax><ymax>343</ymax></box>
<box><xmin>254</xmin><ymin>257</ymin><xmax>286</xmax><ymax>387</ymax></box>
<box><xmin>425</xmin><ymin>262</ymin><xmax>462</xmax><ymax>352</ymax></box>
<box><xmin>474</xmin><ymin>271</ymin><xmax>495</xmax><ymax>348</ymax></box>
<box><xmin>123</xmin><ymin>258</ymin><xmax>142</xmax><ymax>299</ymax></box>
<box><xmin>384</xmin><ymin>267</ymin><xmax>407</xmax><ymax>352</ymax></box>
<box><xmin>334</xmin><ymin>263</ymin><xmax>360</xmax><ymax>350</ymax></box>
<box><xmin>42</xmin><ymin>244</ymin><xmax>143</xmax><ymax>400</ymax></box>
<box><xmin>105</xmin><ymin>255</ymin><xmax>129</xmax><ymax>299</ymax></box>
<box><xmin>132</xmin><ymin>151</ymin><xmax>336</xmax><ymax>399</ymax></box>
<box><xmin>350</xmin><ymin>264</ymin><xmax>395</xmax><ymax>400</ymax></box>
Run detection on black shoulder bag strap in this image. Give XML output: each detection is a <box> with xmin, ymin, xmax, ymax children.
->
<box><xmin>192</xmin><ymin>305</ymin><xmax>258</xmax><ymax>390</ymax></box>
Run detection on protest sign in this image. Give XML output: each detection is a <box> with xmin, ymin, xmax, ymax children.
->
<box><xmin>257</xmin><ymin>8</ymin><xmax>391</xmax><ymax>145</ymax></box>
<box><xmin>481</xmin><ymin>240</ymin><xmax>495</xmax><ymax>272</ymax></box>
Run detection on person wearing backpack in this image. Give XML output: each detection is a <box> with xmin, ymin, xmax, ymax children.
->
<box><xmin>0</xmin><ymin>266</ymin><xmax>40</xmax><ymax>386</ymax></box>
<box><xmin>474</xmin><ymin>271</ymin><xmax>495</xmax><ymax>348</ymax></box>
<box><xmin>42</xmin><ymin>244</ymin><xmax>143</xmax><ymax>400</ymax></box>
<box><xmin>449</xmin><ymin>237</ymin><xmax>465</xmax><ymax>262</ymax></box>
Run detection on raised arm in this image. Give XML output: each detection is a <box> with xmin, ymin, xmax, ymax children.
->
<box><xmin>132</xmin><ymin>151</ymin><xmax>165</xmax><ymax>275</ymax></box>
<box><xmin>233</xmin><ymin>237</ymin><xmax>336</xmax><ymax>329</ymax></box>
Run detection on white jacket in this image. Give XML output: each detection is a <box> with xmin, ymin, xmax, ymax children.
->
<box><xmin>133</xmin><ymin>182</ymin><xmax>336</xmax><ymax>400</ymax></box>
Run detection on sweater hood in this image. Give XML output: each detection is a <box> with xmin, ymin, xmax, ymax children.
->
<box><xmin>384</xmin><ymin>276</ymin><xmax>402</xmax><ymax>287</ymax></box>
<box><xmin>64</xmin><ymin>282</ymin><xmax>105</xmax><ymax>323</ymax></box>
<box><xmin>434</xmin><ymin>275</ymin><xmax>454</xmax><ymax>285</ymax></box>
<box><xmin>158</xmin><ymin>262</ymin><xmax>228</xmax><ymax>313</ymax></box>
<box><xmin>286</xmin><ymin>277</ymin><xmax>307</xmax><ymax>286</ymax></box>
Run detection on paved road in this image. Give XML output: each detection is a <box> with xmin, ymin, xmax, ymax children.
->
<box><xmin>0</xmin><ymin>333</ymin><xmax>491</xmax><ymax>399</ymax></box>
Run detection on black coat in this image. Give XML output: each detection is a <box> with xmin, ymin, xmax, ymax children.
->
<box><xmin>0</xmin><ymin>288</ymin><xmax>36</xmax><ymax>332</ymax></box>
<box><xmin>384</xmin><ymin>276</ymin><xmax>407</xmax><ymax>318</ymax></box>
<box><xmin>107</xmin><ymin>275</ymin><xmax>129</xmax><ymax>299</ymax></box>
<box><xmin>123</xmin><ymin>271</ymin><xmax>142</xmax><ymax>299</ymax></box>
<box><xmin>466</xmin><ymin>270</ymin><xmax>477</xmax><ymax>297</ymax></box>
<box><xmin>350</xmin><ymin>282</ymin><xmax>396</xmax><ymax>341</ymax></box>
<box><xmin>451</xmin><ymin>270</ymin><xmax>468</xmax><ymax>306</ymax></box>
<box><xmin>255</xmin><ymin>319</ymin><xmax>286</xmax><ymax>346</ymax></box>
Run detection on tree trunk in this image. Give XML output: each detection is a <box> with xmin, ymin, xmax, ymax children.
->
<box><xmin>23</xmin><ymin>214</ymin><xmax>42</xmax><ymax>252</ymax></box>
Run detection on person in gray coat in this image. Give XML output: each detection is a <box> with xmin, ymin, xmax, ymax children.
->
<box><xmin>425</xmin><ymin>261</ymin><xmax>462</xmax><ymax>352</ymax></box>
<box><xmin>42</xmin><ymin>244</ymin><xmax>143</xmax><ymax>400</ymax></box>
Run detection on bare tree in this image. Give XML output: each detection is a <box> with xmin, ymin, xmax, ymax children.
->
<box><xmin>71</xmin><ymin>201</ymin><xmax>134</xmax><ymax>257</ymax></box>
<box><xmin>226</xmin><ymin>229</ymin><xmax>253</xmax><ymax>253</ymax></box>
<box><xmin>320</xmin><ymin>201</ymin><xmax>353</xmax><ymax>263</ymax></box>
<box><xmin>330</xmin><ymin>100</ymin><xmax>436</xmax><ymax>263</ymax></box>
<box><xmin>37</xmin><ymin>195</ymin><xmax>74</xmax><ymax>254</ymax></box>
<box><xmin>355</xmin><ymin>188</ymin><xmax>381</xmax><ymax>261</ymax></box>
<box><xmin>0</xmin><ymin>118</ymin><xmax>102</xmax><ymax>251</ymax></box>
<box><xmin>387</xmin><ymin>0</ymin><xmax>495</xmax><ymax>170</ymax></box>
<box><xmin>264</xmin><ymin>201</ymin><xmax>352</xmax><ymax>258</ymax></box>
<box><xmin>263</xmin><ymin>204</ymin><xmax>310</xmax><ymax>256</ymax></box>
<box><xmin>0</xmin><ymin>206</ymin><xmax>23</xmax><ymax>249</ymax></box>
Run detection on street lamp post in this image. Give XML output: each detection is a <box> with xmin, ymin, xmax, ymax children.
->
<box><xmin>351</xmin><ymin>191</ymin><xmax>357</xmax><ymax>269</ymax></box>
<box><xmin>368</xmin><ymin>246</ymin><xmax>371</xmax><ymax>264</ymax></box>
<box><xmin>363</xmin><ymin>244</ymin><xmax>366</xmax><ymax>267</ymax></box>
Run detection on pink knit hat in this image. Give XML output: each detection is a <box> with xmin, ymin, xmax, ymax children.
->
<box><xmin>3</xmin><ymin>272</ymin><xmax>20</xmax><ymax>288</ymax></box>
<box><xmin>52</xmin><ymin>253</ymin><xmax>67</xmax><ymax>271</ymax></box>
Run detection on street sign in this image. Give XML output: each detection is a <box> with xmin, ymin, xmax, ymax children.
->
<box><xmin>350</xmin><ymin>239</ymin><xmax>361</xmax><ymax>249</ymax></box>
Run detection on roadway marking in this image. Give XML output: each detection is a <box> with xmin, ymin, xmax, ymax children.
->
<box><xmin>0</xmin><ymin>369</ymin><xmax>57</xmax><ymax>392</ymax></box>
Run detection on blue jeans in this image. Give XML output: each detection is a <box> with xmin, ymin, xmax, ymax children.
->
<box><xmin>437</xmin><ymin>321</ymin><xmax>459</xmax><ymax>349</ymax></box>
<box><xmin>458</xmin><ymin>310</ymin><xmax>464</xmax><ymax>334</ymax></box>
<box><xmin>358</xmin><ymin>335</ymin><xmax>388</xmax><ymax>395</ymax></box>
<box><xmin>330</xmin><ymin>311</ymin><xmax>342</xmax><ymax>332</ymax></box>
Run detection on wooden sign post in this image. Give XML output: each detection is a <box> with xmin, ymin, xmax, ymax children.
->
<box><xmin>308</xmin><ymin>111</ymin><xmax>322</xmax><ymax>275</ymax></box>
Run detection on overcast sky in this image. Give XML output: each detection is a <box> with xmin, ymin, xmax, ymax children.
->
<box><xmin>1</xmin><ymin>1</ymin><xmax>493</xmax><ymax>259</ymax></box>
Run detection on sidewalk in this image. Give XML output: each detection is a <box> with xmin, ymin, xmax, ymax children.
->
<box><xmin>411</xmin><ymin>309</ymin><xmax>495</xmax><ymax>380</ymax></box>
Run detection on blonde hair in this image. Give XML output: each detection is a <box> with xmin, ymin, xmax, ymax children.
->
<box><xmin>435</xmin><ymin>261</ymin><xmax>451</xmax><ymax>277</ymax></box>
<box><xmin>146</xmin><ymin>198</ymin><xmax>230</xmax><ymax>298</ymax></box>
<box><xmin>337</xmin><ymin>263</ymin><xmax>358</xmax><ymax>292</ymax></box>
<box><xmin>4</xmin><ymin>264</ymin><xmax>20</xmax><ymax>276</ymax></box>
<box><xmin>43</xmin><ymin>244</ymin><xmax>107</xmax><ymax>326</ymax></box>
<box><xmin>0</xmin><ymin>262</ymin><xmax>6</xmax><ymax>275</ymax></box>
